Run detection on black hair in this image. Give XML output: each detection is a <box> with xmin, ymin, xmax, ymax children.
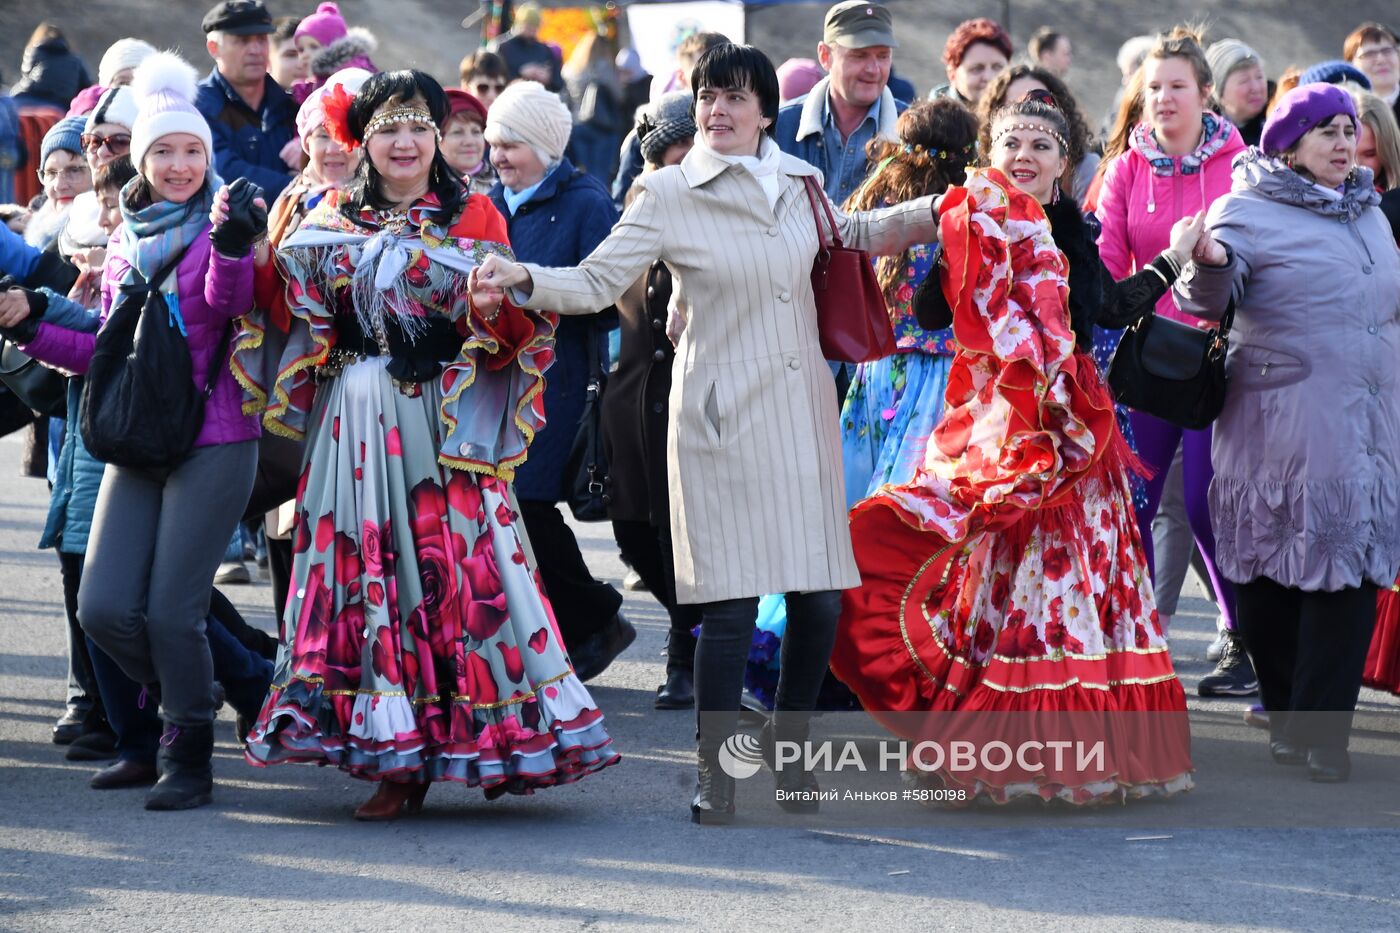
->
<box><xmin>690</xmin><ymin>44</ymin><xmax>780</xmax><ymax>139</ymax></box>
<box><xmin>272</xmin><ymin>16</ymin><xmax>301</xmax><ymax>44</ymax></box>
<box><xmin>94</xmin><ymin>155</ymin><xmax>136</xmax><ymax>192</ymax></box>
<box><xmin>342</xmin><ymin>69</ymin><xmax>467</xmax><ymax>220</ymax></box>
<box><xmin>988</xmin><ymin>99</ymin><xmax>1072</xmax><ymax>158</ymax></box>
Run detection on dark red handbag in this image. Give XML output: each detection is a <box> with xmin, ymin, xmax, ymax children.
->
<box><xmin>802</xmin><ymin>176</ymin><xmax>897</xmax><ymax>364</ymax></box>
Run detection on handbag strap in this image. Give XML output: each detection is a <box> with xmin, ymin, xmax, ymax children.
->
<box><xmin>131</xmin><ymin>245</ymin><xmax>234</xmax><ymax>401</ymax></box>
<box><xmin>801</xmin><ymin>176</ymin><xmax>845</xmax><ymax>252</ymax></box>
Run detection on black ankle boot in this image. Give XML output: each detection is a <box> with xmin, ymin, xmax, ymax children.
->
<box><xmin>1307</xmin><ymin>747</ymin><xmax>1351</xmax><ymax>783</ymax></box>
<box><xmin>761</xmin><ymin>720</ymin><xmax>821</xmax><ymax>813</ymax></box>
<box><xmin>145</xmin><ymin>721</ymin><xmax>214</xmax><ymax>811</ymax></box>
<box><xmin>655</xmin><ymin>668</ymin><xmax>694</xmax><ymax>709</ymax></box>
<box><xmin>691</xmin><ymin>754</ymin><xmax>736</xmax><ymax>825</ymax></box>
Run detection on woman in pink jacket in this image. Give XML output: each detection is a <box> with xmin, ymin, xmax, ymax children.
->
<box><xmin>1095</xmin><ymin>27</ymin><xmax>1246</xmax><ymax>680</ymax></box>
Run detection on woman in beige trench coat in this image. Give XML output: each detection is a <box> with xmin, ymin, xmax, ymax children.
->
<box><xmin>474</xmin><ymin>45</ymin><xmax>943</xmax><ymax>823</ymax></box>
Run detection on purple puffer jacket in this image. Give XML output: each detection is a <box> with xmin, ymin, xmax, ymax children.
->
<box><xmin>20</xmin><ymin>223</ymin><xmax>260</xmax><ymax>449</ymax></box>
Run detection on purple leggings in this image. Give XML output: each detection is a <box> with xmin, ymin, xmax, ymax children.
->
<box><xmin>1129</xmin><ymin>411</ymin><xmax>1236</xmax><ymax>631</ymax></box>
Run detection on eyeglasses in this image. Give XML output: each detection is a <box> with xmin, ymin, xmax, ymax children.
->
<box><xmin>38</xmin><ymin>165</ymin><xmax>89</xmax><ymax>184</ymax></box>
<box><xmin>80</xmin><ymin>132</ymin><xmax>132</xmax><ymax>155</ymax></box>
<box><xmin>473</xmin><ymin>81</ymin><xmax>507</xmax><ymax>94</ymax></box>
<box><xmin>1356</xmin><ymin>45</ymin><xmax>1399</xmax><ymax>63</ymax></box>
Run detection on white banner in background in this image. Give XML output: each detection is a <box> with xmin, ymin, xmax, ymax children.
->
<box><xmin>626</xmin><ymin>1</ymin><xmax>747</xmax><ymax>85</ymax></box>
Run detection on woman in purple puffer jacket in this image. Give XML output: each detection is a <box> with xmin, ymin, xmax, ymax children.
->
<box><xmin>0</xmin><ymin>54</ymin><xmax>262</xmax><ymax>811</ymax></box>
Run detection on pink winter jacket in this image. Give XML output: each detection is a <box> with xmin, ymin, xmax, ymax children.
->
<box><xmin>21</xmin><ymin>224</ymin><xmax>261</xmax><ymax>450</ymax></box>
<box><xmin>1095</xmin><ymin>121</ymin><xmax>1246</xmax><ymax>323</ymax></box>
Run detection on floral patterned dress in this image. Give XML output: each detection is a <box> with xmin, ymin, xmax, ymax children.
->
<box><xmin>840</xmin><ymin>242</ymin><xmax>958</xmax><ymax>507</ymax></box>
<box><xmin>236</xmin><ymin>191</ymin><xmax>619</xmax><ymax>792</ymax></box>
<box><xmin>832</xmin><ymin>172</ymin><xmax>1192</xmax><ymax>804</ymax></box>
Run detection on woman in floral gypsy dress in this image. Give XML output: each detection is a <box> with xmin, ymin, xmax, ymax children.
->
<box><xmin>832</xmin><ymin>163</ymin><xmax>1193</xmax><ymax>805</ymax></box>
<box><xmin>839</xmin><ymin>100</ymin><xmax>979</xmax><ymax>505</ymax></box>
<box><xmin>237</xmin><ymin>70</ymin><xmax>618</xmax><ymax>820</ymax></box>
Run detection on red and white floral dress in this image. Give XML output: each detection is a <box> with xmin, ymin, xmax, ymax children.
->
<box><xmin>832</xmin><ymin>171</ymin><xmax>1193</xmax><ymax>804</ymax></box>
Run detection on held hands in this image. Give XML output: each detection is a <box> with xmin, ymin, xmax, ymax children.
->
<box><xmin>1167</xmin><ymin>211</ymin><xmax>1228</xmax><ymax>268</ymax></box>
<box><xmin>474</xmin><ymin>254</ymin><xmax>531</xmax><ymax>293</ymax></box>
<box><xmin>0</xmin><ymin>278</ymin><xmax>46</xmax><ymax>343</ymax></box>
<box><xmin>209</xmin><ymin>178</ymin><xmax>269</xmax><ymax>258</ymax></box>
<box><xmin>467</xmin><ymin>267</ymin><xmax>504</xmax><ymax>321</ymax></box>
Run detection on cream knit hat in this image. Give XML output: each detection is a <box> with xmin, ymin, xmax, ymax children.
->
<box><xmin>129</xmin><ymin>52</ymin><xmax>214</xmax><ymax>169</ymax></box>
<box><xmin>484</xmin><ymin>80</ymin><xmax>573</xmax><ymax>163</ymax></box>
<box><xmin>98</xmin><ymin>38</ymin><xmax>157</xmax><ymax>88</ymax></box>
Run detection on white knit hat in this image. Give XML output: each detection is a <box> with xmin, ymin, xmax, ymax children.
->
<box><xmin>129</xmin><ymin>52</ymin><xmax>214</xmax><ymax>170</ymax></box>
<box><xmin>85</xmin><ymin>86</ymin><xmax>139</xmax><ymax>133</ymax></box>
<box><xmin>98</xmin><ymin>38</ymin><xmax>158</xmax><ymax>89</ymax></box>
<box><xmin>484</xmin><ymin>80</ymin><xmax>573</xmax><ymax>163</ymax></box>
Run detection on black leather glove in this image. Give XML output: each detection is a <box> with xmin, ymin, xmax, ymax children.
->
<box><xmin>0</xmin><ymin>283</ymin><xmax>47</xmax><ymax>343</ymax></box>
<box><xmin>209</xmin><ymin>178</ymin><xmax>269</xmax><ymax>257</ymax></box>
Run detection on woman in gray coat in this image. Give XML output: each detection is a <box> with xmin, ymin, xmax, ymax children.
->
<box><xmin>475</xmin><ymin>45</ymin><xmax>943</xmax><ymax>822</ymax></box>
<box><xmin>1175</xmin><ymin>84</ymin><xmax>1400</xmax><ymax>782</ymax></box>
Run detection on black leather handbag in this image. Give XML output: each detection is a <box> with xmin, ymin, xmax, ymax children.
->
<box><xmin>564</xmin><ymin>323</ymin><xmax>610</xmax><ymax>521</ymax></box>
<box><xmin>1106</xmin><ymin>300</ymin><xmax>1234</xmax><ymax>431</ymax></box>
<box><xmin>0</xmin><ymin>336</ymin><xmax>68</xmax><ymax>418</ymax></box>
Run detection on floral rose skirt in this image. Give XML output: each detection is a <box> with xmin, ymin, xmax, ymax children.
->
<box><xmin>245</xmin><ymin>358</ymin><xmax>619</xmax><ymax>791</ymax></box>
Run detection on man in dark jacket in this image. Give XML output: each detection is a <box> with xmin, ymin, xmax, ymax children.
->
<box><xmin>195</xmin><ymin>0</ymin><xmax>297</xmax><ymax>198</ymax></box>
<box><xmin>485</xmin><ymin>81</ymin><xmax>633</xmax><ymax>681</ymax></box>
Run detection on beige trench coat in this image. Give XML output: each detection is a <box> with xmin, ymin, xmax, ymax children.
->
<box><xmin>521</xmin><ymin>146</ymin><xmax>939</xmax><ymax>603</ymax></box>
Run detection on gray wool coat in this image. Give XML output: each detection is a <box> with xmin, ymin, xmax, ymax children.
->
<box><xmin>1174</xmin><ymin>151</ymin><xmax>1400</xmax><ymax>591</ymax></box>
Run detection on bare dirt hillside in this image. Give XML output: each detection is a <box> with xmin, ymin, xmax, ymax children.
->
<box><xmin>2</xmin><ymin>1</ymin><xmax>1394</xmax><ymax>125</ymax></box>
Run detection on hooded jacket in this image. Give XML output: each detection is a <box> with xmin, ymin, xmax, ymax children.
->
<box><xmin>9</xmin><ymin>37</ymin><xmax>92</xmax><ymax>110</ymax></box>
<box><xmin>1174</xmin><ymin>153</ymin><xmax>1400</xmax><ymax>590</ymax></box>
<box><xmin>1096</xmin><ymin>116</ymin><xmax>1245</xmax><ymax>322</ymax></box>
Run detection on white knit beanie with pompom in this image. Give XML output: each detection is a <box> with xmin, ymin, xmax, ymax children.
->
<box><xmin>129</xmin><ymin>52</ymin><xmax>214</xmax><ymax>169</ymax></box>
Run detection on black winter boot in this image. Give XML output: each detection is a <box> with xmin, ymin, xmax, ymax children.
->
<box><xmin>145</xmin><ymin>721</ymin><xmax>214</xmax><ymax>811</ymax></box>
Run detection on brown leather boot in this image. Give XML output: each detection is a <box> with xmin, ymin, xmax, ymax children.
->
<box><xmin>353</xmin><ymin>780</ymin><xmax>429</xmax><ymax>821</ymax></box>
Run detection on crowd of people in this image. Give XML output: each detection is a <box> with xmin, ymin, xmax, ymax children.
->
<box><xmin>0</xmin><ymin>0</ymin><xmax>1397</xmax><ymax>825</ymax></box>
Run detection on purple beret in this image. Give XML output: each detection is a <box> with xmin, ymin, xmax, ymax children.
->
<box><xmin>1259</xmin><ymin>83</ymin><xmax>1358</xmax><ymax>156</ymax></box>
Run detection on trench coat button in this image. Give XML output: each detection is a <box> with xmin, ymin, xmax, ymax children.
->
<box><xmin>1370</xmin><ymin>385</ymin><xmax>1380</xmax><ymax>396</ymax></box>
<box><xmin>1369</xmin><ymin>325</ymin><xmax>1379</xmax><ymax>335</ymax></box>
<box><xmin>788</xmin><ymin>358</ymin><xmax>801</xmax><ymax>371</ymax></box>
<box><xmin>652</xmin><ymin>402</ymin><xmax>664</xmax><ymax>413</ymax></box>
<box><xmin>1363</xmin><ymin>266</ymin><xmax>1373</xmax><ymax>275</ymax></box>
<box><xmin>767</xmin><ymin>226</ymin><xmax>778</xmax><ymax>236</ymax></box>
<box><xmin>652</xmin><ymin>349</ymin><xmax>666</xmax><ymax>362</ymax></box>
<box><xmin>651</xmin><ymin>317</ymin><xmax>664</xmax><ymax>330</ymax></box>
<box><xmin>779</xmin><ymin>291</ymin><xmax>791</xmax><ymax>302</ymax></box>
<box><xmin>1369</xmin><ymin>445</ymin><xmax>1378</xmax><ymax>455</ymax></box>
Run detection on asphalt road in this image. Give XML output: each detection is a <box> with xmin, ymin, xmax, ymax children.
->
<box><xmin>2</xmin><ymin>431</ymin><xmax>1399</xmax><ymax>932</ymax></box>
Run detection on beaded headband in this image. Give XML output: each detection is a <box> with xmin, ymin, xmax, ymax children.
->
<box><xmin>991</xmin><ymin>120</ymin><xmax>1068</xmax><ymax>153</ymax></box>
<box><xmin>903</xmin><ymin>140</ymin><xmax>977</xmax><ymax>161</ymax></box>
<box><xmin>364</xmin><ymin>105</ymin><xmax>441</xmax><ymax>142</ymax></box>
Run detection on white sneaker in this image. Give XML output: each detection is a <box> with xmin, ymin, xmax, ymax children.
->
<box><xmin>1205</xmin><ymin>615</ymin><xmax>1229</xmax><ymax>661</ymax></box>
<box><xmin>215</xmin><ymin>560</ymin><xmax>252</xmax><ymax>585</ymax></box>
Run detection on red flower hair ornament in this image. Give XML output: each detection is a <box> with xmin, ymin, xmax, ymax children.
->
<box><xmin>322</xmin><ymin>82</ymin><xmax>358</xmax><ymax>151</ymax></box>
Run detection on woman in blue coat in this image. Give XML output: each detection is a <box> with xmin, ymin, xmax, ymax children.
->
<box><xmin>484</xmin><ymin>81</ymin><xmax>633</xmax><ymax>679</ymax></box>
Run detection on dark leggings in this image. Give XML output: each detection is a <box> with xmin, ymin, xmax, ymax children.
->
<box><xmin>612</xmin><ymin>519</ymin><xmax>698</xmax><ymax>674</ymax></box>
<box><xmin>694</xmin><ymin>590</ymin><xmax>841</xmax><ymax>753</ymax></box>
<box><xmin>1234</xmin><ymin>577</ymin><xmax>1377</xmax><ymax>750</ymax></box>
<box><xmin>57</xmin><ymin>551</ymin><xmax>96</xmax><ymax>716</ymax></box>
